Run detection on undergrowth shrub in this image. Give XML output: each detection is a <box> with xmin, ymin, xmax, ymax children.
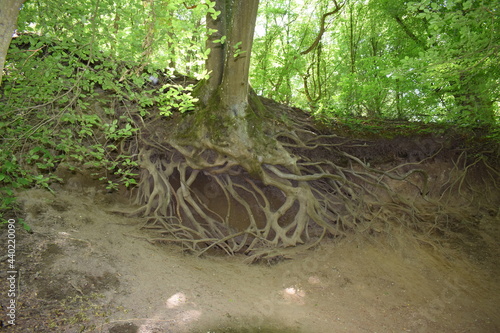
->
<box><xmin>0</xmin><ymin>33</ymin><xmax>195</xmax><ymax>222</ymax></box>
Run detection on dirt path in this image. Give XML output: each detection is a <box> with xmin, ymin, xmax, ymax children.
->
<box><xmin>0</xmin><ymin>187</ymin><xmax>499</xmax><ymax>332</ymax></box>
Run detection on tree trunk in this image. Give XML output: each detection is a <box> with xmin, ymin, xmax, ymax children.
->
<box><xmin>202</xmin><ymin>0</ymin><xmax>259</xmax><ymax>119</ymax></box>
<box><xmin>220</xmin><ymin>0</ymin><xmax>259</xmax><ymax>117</ymax></box>
<box><xmin>194</xmin><ymin>0</ymin><xmax>262</xmax><ymax>171</ymax></box>
<box><xmin>452</xmin><ymin>74</ymin><xmax>495</xmax><ymax>124</ymax></box>
<box><xmin>0</xmin><ymin>0</ymin><xmax>25</xmax><ymax>86</ymax></box>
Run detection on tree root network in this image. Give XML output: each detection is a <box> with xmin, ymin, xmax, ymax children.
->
<box><xmin>122</xmin><ymin>101</ymin><xmax>499</xmax><ymax>262</ymax></box>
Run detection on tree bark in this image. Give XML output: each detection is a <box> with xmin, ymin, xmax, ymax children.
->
<box><xmin>201</xmin><ymin>0</ymin><xmax>259</xmax><ymax>119</ymax></box>
<box><xmin>220</xmin><ymin>0</ymin><xmax>259</xmax><ymax>118</ymax></box>
<box><xmin>0</xmin><ymin>0</ymin><xmax>25</xmax><ymax>86</ymax></box>
<box><xmin>202</xmin><ymin>0</ymin><xmax>227</xmax><ymax>104</ymax></box>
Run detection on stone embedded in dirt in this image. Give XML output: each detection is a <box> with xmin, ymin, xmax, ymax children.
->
<box><xmin>308</xmin><ymin>276</ymin><xmax>321</xmax><ymax>284</ymax></box>
<box><xmin>166</xmin><ymin>291</ymin><xmax>187</xmax><ymax>308</ymax></box>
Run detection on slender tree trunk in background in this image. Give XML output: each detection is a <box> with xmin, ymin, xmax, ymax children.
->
<box><xmin>348</xmin><ymin>5</ymin><xmax>356</xmax><ymax>74</ymax></box>
<box><xmin>0</xmin><ymin>0</ymin><xmax>25</xmax><ymax>86</ymax></box>
<box><xmin>395</xmin><ymin>78</ymin><xmax>403</xmax><ymax>119</ymax></box>
<box><xmin>141</xmin><ymin>0</ymin><xmax>156</xmax><ymax>64</ymax></box>
<box><xmin>452</xmin><ymin>74</ymin><xmax>495</xmax><ymax>124</ymax></box>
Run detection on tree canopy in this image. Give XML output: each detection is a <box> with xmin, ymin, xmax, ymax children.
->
<box><xmin>251</xmin><ymin>0</ymin><xmax>499</xmax><ymax>123</ymax></box>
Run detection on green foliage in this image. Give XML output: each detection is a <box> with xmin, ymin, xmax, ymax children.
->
<box><xmin>0</xmin><ymin>217</ymin><xmax>32</xmax><ymax>233</ymax></box>
<box><xmin>206</xmin><ymin>0</ymin><xmax>222</xmax><ymax>20</ymax></box>
<box><xmin>232</xmin><ymin>41</ymin><xmax>247</xmax><ymax>58</ymax></box>
<box><xmin>157</xmin><ymin>84</ymin><xmax>199</xmax><ymax>116</ymax></box>
<box><xmin>0</xmin><ymin>149</ymin><xmax>58</xmax><ymax>215</ymax></box>
<box><xmin>251</xmin><ymin>0</ymin><xmax>499</xmax><ymax>126</ymax></box>
<box><xmin>0</xmin><ymin>26</ymin><xmax>143</xmax><ymax>208</ymax></box>
<box><xmin>0</xmin><ymin>0</ymin><xmax>219</xmax><ymax>211</ymax></box>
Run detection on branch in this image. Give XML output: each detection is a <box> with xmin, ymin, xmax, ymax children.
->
<box><xmin>393</xmin><ymin>15</ymin><xmax>426</xmax><ymax>49</ymax></box>
<box><xmin>183</xmin><ymin>2</ymin><xmax>198</xmax><ymax>10</ymax></box>
<box><xmin>301</xmin><ymin>1</ymin><xmax>345</xmax><ymax>55</ymax></box>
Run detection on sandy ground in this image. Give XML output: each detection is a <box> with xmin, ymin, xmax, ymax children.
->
<box><xmin>0</xmin><ymin>185</ymin><xmax>498</xmax><ymax>333</ymax></box>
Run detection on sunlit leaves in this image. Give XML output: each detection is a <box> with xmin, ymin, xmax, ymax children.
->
<box><xmin>402</xmin><ymin>0</ymin><xmax>500</xmax><ymax>123</ymax></box>
<box><xmin>205</xmin><ymin>0</ymin><xmax>221</xmax><ymax>20</ymax></box>
<box><xmin>251</xmin><ymin>0</ymin><xmax>499</xmax><ymax>124</ymax></box>
<box><xmin>213</xmin><ymin>35</ymin><xmax>227</xmax><ymax>44</ymax></box>
<box><xmin>157</xmin><ymin>84</ymin><xmax>199</xmax><ymax>116</ymax></box>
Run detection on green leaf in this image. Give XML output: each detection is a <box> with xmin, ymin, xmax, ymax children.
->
<box><xmin>17</xmin><ymin>178</ymin><xmax>31</xmax><ymax>186</ymax></box>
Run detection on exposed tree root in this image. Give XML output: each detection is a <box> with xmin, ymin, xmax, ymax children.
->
<box><xmin>121</xmin><ymin>104</ymin><xmax>499</xmax><ymax>262</ymax></box>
